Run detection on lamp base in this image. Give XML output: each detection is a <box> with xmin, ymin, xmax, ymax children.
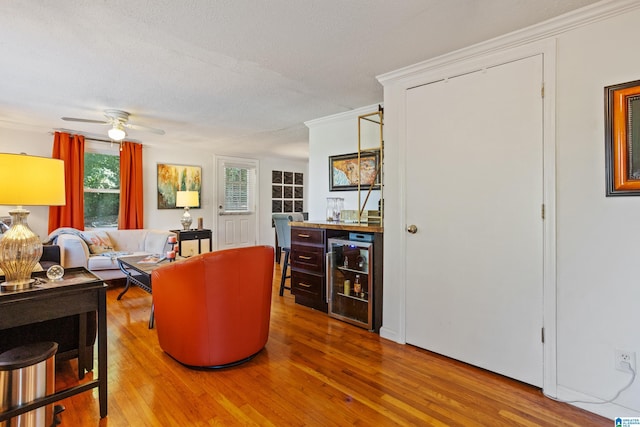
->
<box><xmin>1</xmin><ymin>278</ymin><xmax>36</xmax><ymax>291</ymax></box>
<box><xmin>180</xmin><ymin>207</ymin><xmax>192</xmax><ymax>231</ymax></box>
<box><xmin>0</xmin><ymin>207</ymin><xmax>43</xmax><ymax>290</ymax></box>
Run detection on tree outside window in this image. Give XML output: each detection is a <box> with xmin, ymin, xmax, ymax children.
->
<box><xmin>84</xmin><ymin>152</ymin><xmax>120</xmax><ymax>229</ymax></box>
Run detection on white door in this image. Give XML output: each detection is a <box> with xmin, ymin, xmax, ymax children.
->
<box><xmin>405</xmin><ymin>54</ymin><xmax>544</xmax><ymax>386</ymax></box>
<box><xmin>215</xmin><ymin>156</ymin><xmax>258</xmax><ymax>250</ymax></box>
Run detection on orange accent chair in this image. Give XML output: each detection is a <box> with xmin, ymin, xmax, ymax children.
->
<box><xmin>152</xmin><ymin>245</ymin><xmax>275</xmax><ymax>368</ymax></box>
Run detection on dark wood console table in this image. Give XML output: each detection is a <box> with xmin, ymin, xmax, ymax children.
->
<box><xmin>170</xmin><ymin>229</ymin><xmax>213</xmax><ymax>256</ymax></box>
<box><xmin>0</xmin><ymin>267</ymin><xmax>107</xmax><ymax>421</ymax></box>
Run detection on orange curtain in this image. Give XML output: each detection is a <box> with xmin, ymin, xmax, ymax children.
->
<box><xmin>48</xmin><ymin>132</ymin><xmax>85</xmax><ymax>233</ymax></box>
<box><xmin>118</xmin><ymin>141</ymin><xmax>144</xmax><ymax>229</ymax></box>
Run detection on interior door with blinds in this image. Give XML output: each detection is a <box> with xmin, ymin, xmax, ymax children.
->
<box><xmin>216</xmin><ymin>156</ymin><xmax>258</xmax><ymax>250</ymax></box>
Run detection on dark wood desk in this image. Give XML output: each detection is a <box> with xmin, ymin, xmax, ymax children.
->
<box><xmin>0</xmin><ymin>267</ymin><xmax>107</xmax><ymax>421</ymax></box>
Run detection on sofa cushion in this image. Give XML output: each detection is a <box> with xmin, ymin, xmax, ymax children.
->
<box><xmin>87</xmin><ymin>251</ymin><xmax>145</xmax><ymax>271</ymax></box>
<box><xmin>144</xmin><ymin>230</ymin><xmax>173</xmax><ymax>254</ymax></box>
<box><xmin>108</xmin><ymin>230</ymin><xmax>148</xmax><ymax>252</ymax></box>
<box><xmin>82</xmin><ymin>231</ymin><xmax>114</xmax><ymax>254</ymax></box>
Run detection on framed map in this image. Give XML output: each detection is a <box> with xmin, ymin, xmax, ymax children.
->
<box><xmin>329</xmin><ymin>151</ymin><xmax>381</xmax><ymax>191</ymax></box>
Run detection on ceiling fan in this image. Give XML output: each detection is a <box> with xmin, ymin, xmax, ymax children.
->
<box><xmin>61</xmin><ymin>109</ymin><xmax>165</xmax><ymax>141</ymax></box>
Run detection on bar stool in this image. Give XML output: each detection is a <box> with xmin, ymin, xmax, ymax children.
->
<box><xmin>272</xmin><ymin>213</ymin><xmax>304</xmax><ymax>296</ymax></box>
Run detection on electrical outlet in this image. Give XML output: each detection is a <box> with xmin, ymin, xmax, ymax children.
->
<box><xmin>615</xmin><ymin>349</ymin><xmax>636</xmax><ymax>372</ymax></box>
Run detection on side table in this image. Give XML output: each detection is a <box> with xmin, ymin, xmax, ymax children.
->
<box><xmin>170</xmin><ymin>229</ymin><xmax>212</xmax><ymax>256</ymax></box>
<box><xmin>0</xmin><ymin>267</ymin><xmax>108</xmax><ymax>421</ymax></box>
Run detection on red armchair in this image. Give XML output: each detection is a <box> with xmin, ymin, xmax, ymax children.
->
<box><xmin>151</xmin><ymin>245</ymin><xmax>274</xmax><ymax>368</ymax></box>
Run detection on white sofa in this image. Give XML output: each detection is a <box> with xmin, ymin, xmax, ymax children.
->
<box><xmin>55</xmin><ymin>229</ymin><xmax>176</xmax><ymax>280</ymax></box>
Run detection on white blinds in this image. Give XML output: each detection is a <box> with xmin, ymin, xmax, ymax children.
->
<box><xmin>223</xmin><ymin>163</ymin><xmax>256</xmax><ymax>213</ymax></box>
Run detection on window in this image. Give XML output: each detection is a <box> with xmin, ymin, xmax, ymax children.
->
<box><xmin>223</xmin><ymin>164</ymin><xmax>256</xmax><ymax>213</ymax></box>
<box><xmin>84</xmin><ymin>150</ymin><xmax>120</xmax><ymax>229</ymax></box>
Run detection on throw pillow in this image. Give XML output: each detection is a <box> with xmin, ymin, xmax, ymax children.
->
<box><xmin>82</xmin><ymin>231</ymin><xmax>114</xmax><ymax>254</ymax></box>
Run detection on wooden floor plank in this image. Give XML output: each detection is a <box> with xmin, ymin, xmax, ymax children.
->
<box><xmin>50</xmin><ymin>263</ymin><xmax>609</xmax><ymax>426</ymax></box>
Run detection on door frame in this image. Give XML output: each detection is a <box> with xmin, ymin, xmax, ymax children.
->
<box><xmin>379</xmin><ymin>39</ymin><xmax>558</xmax><ymax>395</ymax></box>
<box><xmin>213</xmin><ymin>155</ymin><xmax>260</xmax><ymax>250</ymax></box>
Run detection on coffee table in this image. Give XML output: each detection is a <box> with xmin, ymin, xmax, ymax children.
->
<box><xmin>117</xmin><ymin>254</ymin><xmax>173</xmax><ymax>329</ymax></box>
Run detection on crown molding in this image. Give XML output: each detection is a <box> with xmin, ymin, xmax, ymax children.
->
<box><xmin>378</xmin><ymin>0</ymin><xmax>640</xmax><ymax>85</ymax></box>
<box><xmin>304</xmin><ymin>103</ymin><xmax>382</xmax><ymax>128</ymax></box>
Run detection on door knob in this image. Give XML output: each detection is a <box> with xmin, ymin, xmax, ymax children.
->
<box><xmin>407</xmin><ymin>224</ymin><xmax>418</xmax><ymax>234</ymax></box>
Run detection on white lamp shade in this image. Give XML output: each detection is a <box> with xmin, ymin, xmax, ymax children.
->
<box><xmin>176</xmin><ymin>190</ymin><xmax>199</xmax><ymax>208</ymax></box>
<box><xmin>0</xmin><ymin>153</ymin><xmax>66</xmax><ymax>206</ymax></box>
<box><xmin>108</xmin><ymin>124</ymin><xmax>126</xmax><ymax>141</ymax></box>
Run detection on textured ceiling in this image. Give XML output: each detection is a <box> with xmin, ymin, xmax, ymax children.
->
<box><xmin>0</xmin><ymin>0</ymin><xmax>600</xmax><ymax>159</ymax></box>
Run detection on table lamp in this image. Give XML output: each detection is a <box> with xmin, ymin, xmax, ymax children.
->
<box><xmin>0</xmin><ymin>153</ymin><xmax>66</xmax><ymax>290</ymax></box>
<box><xmin>176</xmin><ymin>190</ymin><xmax>199</xmax><ymax>230</ymax></box>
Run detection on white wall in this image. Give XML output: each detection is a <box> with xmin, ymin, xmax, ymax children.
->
<box><xmin>0</xmin><ymin>128</ymin><xmax>307</xmax><ymax>249</ymax></box>
<box><xmin>306</xmin><ymin>104</ymin><xmax>382</xmax><ymax>221</ymax></box>
<box><xmin>142</xmin><ymin>145</ymin><xmax>214</xmax><ymax>233</ymax></box>
<box><xmin>554</xmin><ymin>3</ymin><xmax>640</xmax><ymax>416</ymax></box>
<box><xmin>379</xmin><ymin>0</ymin><xmax>640</xmax><ymax>419</ymax></box>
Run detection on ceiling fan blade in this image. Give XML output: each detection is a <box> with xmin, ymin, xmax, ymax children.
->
<box><xmin>125</xmin><ymin>123</ymin><xmax>166</xmax><ymax>135</ymax></box>
<box><xmin>61</xmin><ymin>117</ymin><xmax>109</xmax><ymax>125</ymax></box>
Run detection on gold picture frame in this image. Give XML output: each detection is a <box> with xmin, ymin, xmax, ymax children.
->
<box><xmin>605</xmin><ymin>79</ymin><xmax>640</xmax><ymax>196</ymax></box>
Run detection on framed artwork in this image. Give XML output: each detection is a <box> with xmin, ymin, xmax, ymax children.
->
<box><xmin>157</xmin><ymin>163</ymin><xmax>202</xmax><ymax>209</ymax></box>
<box><xmin>329</xmin><ymin>151</ymin><xmax>381</xmax><ymax>191</ymax></box>
<box><xmin>605</xmin><ymin>79</ymin><xmax>640</xmax><ymax>196</ymax></box>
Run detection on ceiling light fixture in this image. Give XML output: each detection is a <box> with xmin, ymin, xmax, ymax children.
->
<box><xmin>108</xmin><ymin>123</ymin><xmax>126</xmax><ymax>141</ymax></box>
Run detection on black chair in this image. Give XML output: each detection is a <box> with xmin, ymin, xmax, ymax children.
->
<box><xmin>273</xmin><ymin>213</ymin><xmax>304</xmax><ymax>296</ymax></box>
<box><xmin>40</xmin><ymin>244</ymin><xmax>61</xmax><ymax>270</ymax></box>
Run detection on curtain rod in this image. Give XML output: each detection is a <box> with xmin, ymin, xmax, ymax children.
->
<box><xmin>49</xmin><ymin>131</ymin><xmax>111</xmax><ymax>144</ymax></box>
<box><xmin>49</xmin><ymin>129</ymin><xmax>142</xmax><ymax>145</ymax></box>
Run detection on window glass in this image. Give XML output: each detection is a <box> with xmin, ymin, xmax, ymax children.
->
<box><xmin>84</xmin><ymin>151</ymin><xmax>120</xmax><ymax>229</ymax></box>
<box><xmin>224</xmin><ymin>165</ymin><xmax>255</xmax><ymax>212</ymax></box>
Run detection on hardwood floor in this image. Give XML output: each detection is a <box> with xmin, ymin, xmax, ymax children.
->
<box><xmin>53</xmin><ymin>264</ymin><xmax>609</xmax><ymax>426</ymax></box>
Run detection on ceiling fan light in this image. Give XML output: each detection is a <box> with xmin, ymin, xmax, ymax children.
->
<box><xmin>108</xmin><ymin>123</ymin><xmax>126</xmax><ymax>141</ymax></box>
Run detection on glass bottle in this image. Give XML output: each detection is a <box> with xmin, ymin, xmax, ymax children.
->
<box><xmin>326</xmin><ymin>197</ymin><xmax>344</xmax><ymax>222</ymax></box>
<box><xmin>343</xmin><ymin>279</ymin><xmax>351</xmax><ymax>296</ymax></box>
<box><xmin>354</xmin><ymin>274</ymin><xmax>362</xmax><ymax>294</ymax></box>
